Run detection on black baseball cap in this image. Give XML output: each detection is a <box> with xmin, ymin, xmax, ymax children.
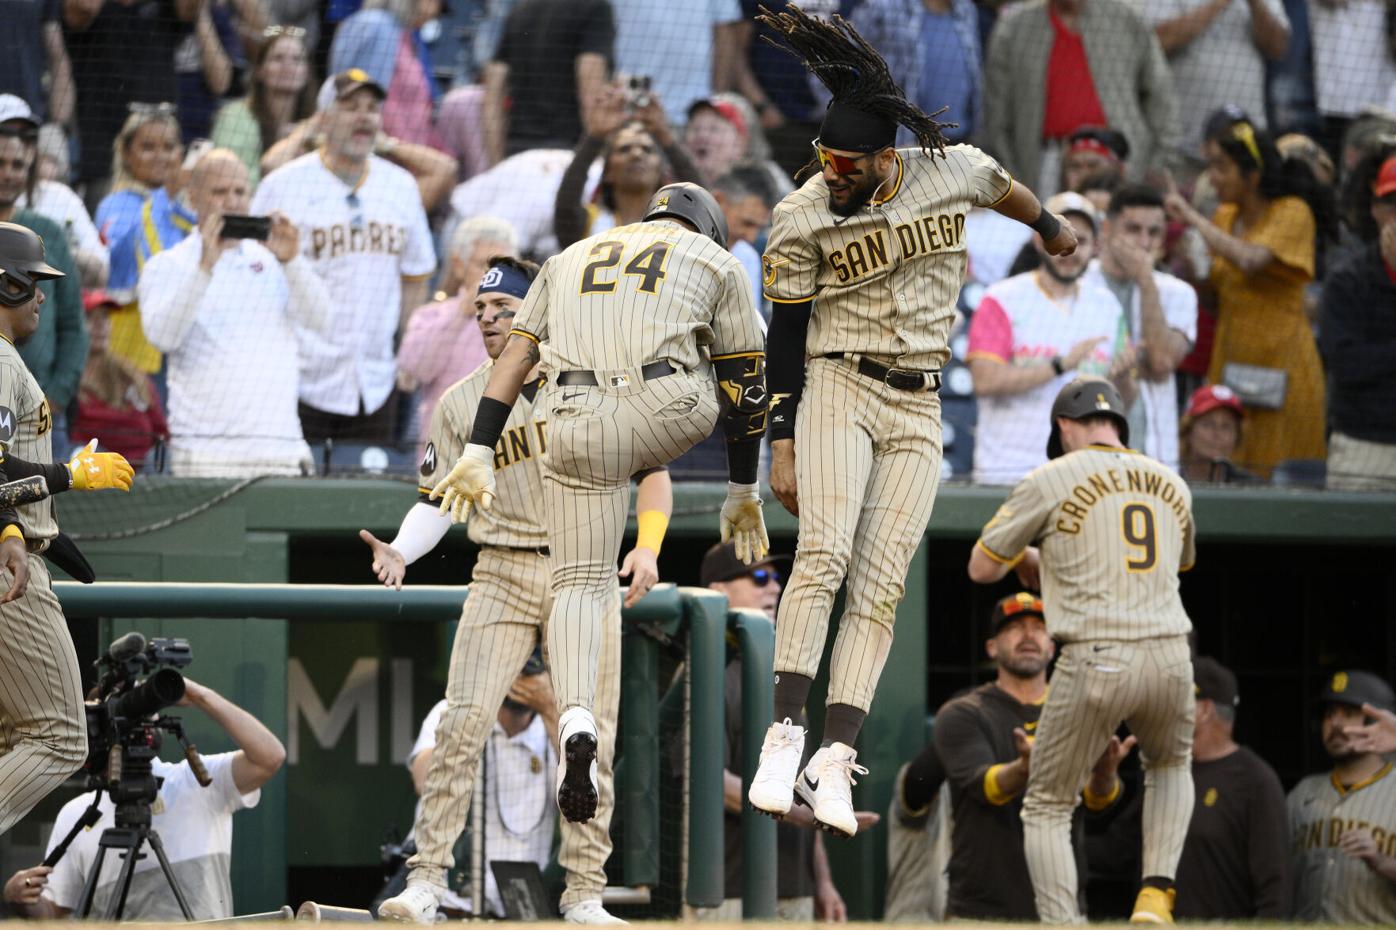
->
<box><xmin>986</xmin><ymin>591</ymin><xmax>1045</xmax><ymax>638</ymax></box>
<box><xmin>1317</xmin><ymin>670</ymin><xmax>1395</xmax><ymax>713</ymax></box>
<box><xmin>1194</xmin><ymin>656</ymin><xmax>1239</xmax><ymax>709</ymax></box>
<box><xmin>699</xmin><ymin>542</ymin><xmax>788</xmax><ymax>587</ymax></box>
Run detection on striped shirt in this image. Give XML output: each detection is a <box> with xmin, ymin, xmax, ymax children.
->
<box><xmin>762</xmin><ymin>144</ymin><xmax>1012</xmax><ymax>370</ymax></box>
<box><xmin>417</xmin><ymin>361</ymin><xmax>548</xmax><ymax>550</ymax></box>
<box><xmin>976</xmin><ymin>446</ymin><xmax>1195</xmax><ymax>642</ymax></box>
<box><xmin>511</xmin><ymin>220</ymin><xmax>763</xmax><ymax>374</ymax></box>
<box><xmin>0</xmin><ymin>335</ymin><xmax>58</xmax><ymax>541</ymax></box>
<box><xmin>1288</xmin><ymin>763</ymin><xmax>1396</xmax><ymax>923</ymax></box>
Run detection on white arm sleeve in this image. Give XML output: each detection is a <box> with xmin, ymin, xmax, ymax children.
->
<box><xmin>390</xmin><ymin>501</ymin><xmax>453</xmax><ymax>565</ymax></box>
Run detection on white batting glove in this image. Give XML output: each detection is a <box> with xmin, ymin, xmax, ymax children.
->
<box><xmin>720</xmin><ymin>482</ymin><xmax>770</xmax><ymax>564</ymax></box>
<box><xmin>429</xmin><ymin>443</ymin><xmax>496</xmax><ymax>524</ymax></box>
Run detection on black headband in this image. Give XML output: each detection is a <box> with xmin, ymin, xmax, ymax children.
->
<box><xmin>818</xmin><ymin>100</ymin><xmax>897</xmax><ymax>154</ymax></box>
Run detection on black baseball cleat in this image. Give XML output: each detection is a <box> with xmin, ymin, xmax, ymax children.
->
<box><xmin>556</xmin><ymin>707</ymin><xmax>599</xmax><ymax>823</ymax></box>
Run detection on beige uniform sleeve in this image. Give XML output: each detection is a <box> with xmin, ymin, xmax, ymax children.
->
<box><xmin>510</xmin><ymin>257</ymin><xmax>552</xmax><ymax>343</ymax></box>
<box><xmin>964</xmin><ymin>146</ymin><xmax>1014</xmax><ymax>208</ymax></box>
<box><xmin>417</xmin><ymin>384</ymin><xmax>470</xmax><ymax>497</ymax></box>
<box><xmin>711</xmin><ymin>254</ymin><xmax>766</xmax><ymax>357</ymax></box>
<box><xmin>976</xmin><ymin>475</ymin><xmax>1053</xmax><ymax>565</ymax></box>
<box><xmin>761</xmin><ymin>201</ymin><xmax>820</xmax><ymax>304</ymax></box>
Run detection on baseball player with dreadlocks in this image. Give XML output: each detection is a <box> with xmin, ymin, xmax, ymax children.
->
<box><xmin>747</xmin><ymin>3</ymin><xmax>1079</xmax><ymax>839</ymax></box>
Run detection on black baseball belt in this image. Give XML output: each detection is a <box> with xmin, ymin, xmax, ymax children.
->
<box><xmin>821</xmin><ymin>353</ymin><xmax>941</xmax><ymax>392</ymax></box>
<box><xmin>555</xmin><ymin>359</ymin><xmax>676</xmax><ymax>386</ymax></box>
<box><xmin>490</xmin><ymin>544</ymin><xmax>551</xmax><ymax>556</ymax></box>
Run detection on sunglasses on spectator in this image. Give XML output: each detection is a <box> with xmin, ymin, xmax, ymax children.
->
<box><xmin>745</xmin><ymin>567</ymin><xmax>780</xmax><ymax>587</ymax></box>
<box><xmin>128</xmin><ymin>101</ymin><xmax>178</xmax><ymax>117</ymax></box>
<box><xmin>263</xmin><ymin>24</ymin><xmax>306</xmax><ymax>39</ymax></box>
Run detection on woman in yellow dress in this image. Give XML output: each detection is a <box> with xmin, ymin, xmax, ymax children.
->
<box><xmin>1164</xmin><ymin>118</ymin><xmax>1333</xmax><ymax>478</ymax></box>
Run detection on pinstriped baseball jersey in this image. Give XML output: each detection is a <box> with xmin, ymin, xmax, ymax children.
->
<box><xmin>761</xmin><ymin>145</ymin><xmax>1011</xmax><ymax>369</ymax></box>
<box><xmin>511</xmin><ymin>220</ymin><xmax>764</xmax><ymax>373</ymax></box>
<box><xmin>417</xmin><ymin>362</ymin><xmax>547</xmax><ymax>550</ymax></box>
<box><xmin>977</xmin><ymin>447</ymin><xmax>1195</xmax><ymax>643</ymax></box>
<box><xmin>1288</xmin><ymin>764</ymin><xmax>1396</xmax><ymax>923</ymax></box>
<box><xmin>0</xmin><ymin>335</ymin><xmax>56</xmax><ymax>541</ymax></box>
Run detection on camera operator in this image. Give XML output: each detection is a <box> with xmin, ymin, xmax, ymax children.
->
<box><xmin>2</xmin><ymin>679</ymin><xmax>285</xmax><ymax>920</ymax></box>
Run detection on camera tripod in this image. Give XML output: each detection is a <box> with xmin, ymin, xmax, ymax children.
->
<box><xmin>49</xmin><ymin>790</ymin><xmax>196</xmax><ymax>921</ymax></box>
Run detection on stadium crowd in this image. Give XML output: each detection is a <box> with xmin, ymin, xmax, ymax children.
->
<box><xmin>1</xmin><ymin>0</ymin><xmax>1395</xmax><ymax>489</ymax></box>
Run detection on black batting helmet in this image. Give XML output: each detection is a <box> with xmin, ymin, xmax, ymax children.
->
<box><xmin>1046</xmin><ymin>378</ymin><xmax>1129</xmax><ymax>460</ymax></box>
<box><xmin>0</xmin><ymin>223</ymin><xmax>62</xmax><ymax>309</ymax></box>
<box><xmin>643</xmin><ymin>182</ymin><xmax>728</xmax><ymax>247</ymax></box>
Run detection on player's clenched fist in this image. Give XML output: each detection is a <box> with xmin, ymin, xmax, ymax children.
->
<box><xmin>429</xmin><ymin>443</ymin><xmax>496</xmax><ymax>524</ymax></box>
<box><xmin>720</xmin><ymin>482</ymin><xmax>769</xmax><ymax>564</ymax></box>
<box><xmin>65</xmin><ymin>439</ymin><xmax>134</xmax><ymax>491</ymax></box>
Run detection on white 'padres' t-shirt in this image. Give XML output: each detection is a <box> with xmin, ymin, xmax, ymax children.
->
<box><xmin>967</xmin><ymin>271</ymin><xmax>1126</xmax><ymax>484</ymax></box>
<box><xmin>1082</xmin><ymin>260</ymin><xmax>1197</xmax><ymax>469</ymax></box>
<box><xmin>41</xmin><ymin>753</ymin><xmax>259</xmax><ymax>920</ymax></box>
<box><xmin>251</xmin><ymin>151</ymin><xmax>436</xmax><ymax>416</ymax></box>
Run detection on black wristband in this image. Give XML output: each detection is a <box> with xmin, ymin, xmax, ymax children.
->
<box><xmin>726</xmin><ymin>439</ymin><xmax>760</xmax><ymax>486</ymax></box>
<box><xmin>467</xmin><ymin>397</ymin><xmax>512</xmax><ymax>449</ymax></box>
<box><xmin>1029</xmin><ymin>207</ymin><xmax>1061</xmax><ymax>241</ymax></box>
<box><xmin>1051</xmin><ymin>356</ymin><xmax>1065</xmax><ymax>376</ymax></box>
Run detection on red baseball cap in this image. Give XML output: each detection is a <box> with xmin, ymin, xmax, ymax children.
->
<box><xmin>1373</xmin><ymin>155</ymin><xmax>1396</xmax><ymax>198</ymax></box>
<box><xmin>1185</xmin><ymin>384</ymin><xmax>1244</xmax><ymax>420</ymax></box>
<box><xmin>687</xmin><ymin>98</ymin><xmax>748</xmax><ymax>142</ymax></box>
<box><xmin>82</xmin><ymin>289</ymin><xmax>119</xmax><ymax>313</ymax></box>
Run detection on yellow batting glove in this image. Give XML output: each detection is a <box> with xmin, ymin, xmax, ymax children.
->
<box><xmin>428</xmin><ymin>443</ymin><xmax>496</xmax><ymax>525</ymax></box>
<box><xmin>720</xmin><ymin>483</ymin><xmax>770</xmax><ymax>564</ymax></box>
<box><xmin>66</xmin><ymin>439</ymin><xmax>134</xmax><ymax>492</ymax></box>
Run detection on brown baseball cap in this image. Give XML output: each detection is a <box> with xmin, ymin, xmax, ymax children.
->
<box><xmin>699</xmin><ymin>542</ymin><xmax>788</xmax><ymax>587</ymax></box>
<box><xmin>1194</xmin><ymin>656</ymin><xmax>1239</xmax><ymax>709</ymax></box>
<box><xmin>986</xmin><ymin>591</ymin><xmax>1045</xmax><ymax>638</ymax></box>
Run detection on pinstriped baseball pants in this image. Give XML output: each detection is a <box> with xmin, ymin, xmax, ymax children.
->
<box><xmin>0</xmin><ymin>556</ymin><xmax>86</xmax><ymax>835</ymax></box>
<box><xmin>775</xmin><ymin>357</ymin><xmax>943</xmax><ymax>712</ymax></box>
<box><xmin>539</xmin><ymin>371</ymin><xmax>719</xmax><ymax>713</ymax></box>
<box><xmin>405</xmin><ymin>548</ymin><xmax>621</xmax><ymax>908</ymax></box>
<box><xmin>1022</xmin><ymin>636</ymin><xmax>1195</xmax><ymax>923</ymax></box>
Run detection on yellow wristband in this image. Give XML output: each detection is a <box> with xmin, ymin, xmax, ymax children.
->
<box><xmin>636</xmin><ymin>510</ymin><xmax>669</xmax><ymax>555</ymax></box>
<box><xmin>0</xmin><ymin>525</ymin><xmax>24</xmax><ymax>544</ymax></box>
<box><xmin>1083</xmin><ymin>777</ymin><xmax>1122</xmax><ymax>811</ymax></box>
<box><xmin>983</xmin><ymin>763</ymin><xmax>1015</xmax><ymax>806</ymax></box>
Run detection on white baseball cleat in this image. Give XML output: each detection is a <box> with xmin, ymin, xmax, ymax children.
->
<box><xmin>747</xmin><ymin>718</ymin><xmax>806</xmax><ymax>817</ymax></box>
<box><xmin>376</xmin><ymin>879</ymin><xmax>443</xmax><ymax>923</ymax></box>
<box><xmin>793</xmin><ymin>741</ymin><xmax>868</xmax><ymax>837</ymax></box>
<box><xmin>556</xmin><ymin>706</ymin><xmax>600</xmax><ymax>823</ymax></box>
<box><xmin>562</xmin><ymin>899</ymin><xmax>628</xmax><ymax>924</ymax></box>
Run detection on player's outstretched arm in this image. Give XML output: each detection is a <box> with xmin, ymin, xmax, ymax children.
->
<box><xmin>989</xmin><ymin>181</ymin><xmax>1077</xmax><ymax>256</ymax></box>
<box><xmin>358</xmin><ymin>499</ymin><xmax>452</xmax><ymax>591</ymax></box>
<box><xmin>430</xmin><ymin>333</ymin><xmax>537</xmax><ymax>523</ymax></box>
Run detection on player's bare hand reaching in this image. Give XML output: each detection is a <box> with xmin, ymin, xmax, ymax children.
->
<box><xmin>359</xmin><ymin>529</ymin><xmax>406</xmax><ymax>590</ymax></box>
<box><xmin>618</xmin><ymin>546</ymin><xmax>658</xmax><ymax>608</ymax></box>
<box><xmin>1086</xmin><ymin>733</ymin><xmax>1136</xmax><ymax>802</ymax></box>
<box><xmin>0</xmin><ymin>534</ymin><xmax>29</xmax><ymax>603</ymax></box>
<box><xmin>769</xmin><ymin>438</ymin><xmax>798</xmax><ymax>516</ymax></box>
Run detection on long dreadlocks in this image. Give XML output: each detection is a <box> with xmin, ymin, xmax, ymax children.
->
<box><xmin>756</xmin><ymin>2</ymin><xmax>954</xmax><ymax>158</ymax></box>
